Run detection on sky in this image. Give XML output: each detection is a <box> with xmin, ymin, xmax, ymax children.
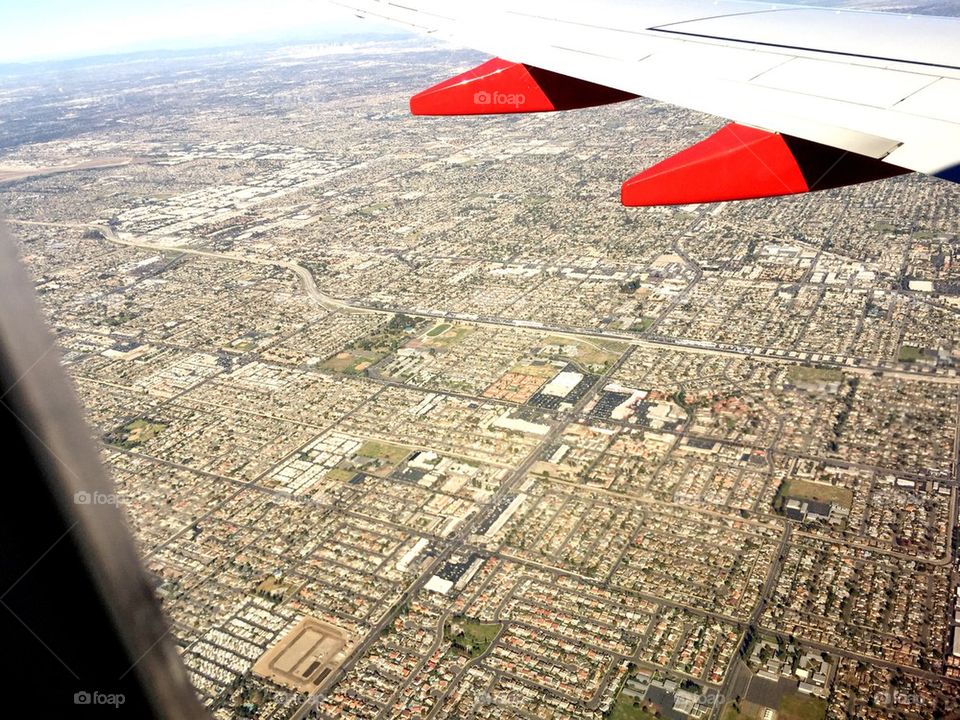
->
<box><xmin>0</xmin><ymin>0</ymin><xmax>396</xmax><ymax>64</ymax></box>
<box><xmin>2</xmin><ymin>1</ymin><xmax>956</xmax><ymax>64</ymax></box>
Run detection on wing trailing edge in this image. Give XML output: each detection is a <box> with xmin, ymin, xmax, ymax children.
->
<box><xmin>412</xmin><ymin>60</ymin><xmax>912</xmax><ymax>204</ymax></box>
<box><xmin>338</xmin><ymin>0</ymin><xmax>960</xmax><ymax>202</ymax></box>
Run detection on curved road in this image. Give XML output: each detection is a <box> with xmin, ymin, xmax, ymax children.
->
<box><xmin>95</xmin><ymin>225</ymin><xmax>378</xmax><ymax>316</ymax></box>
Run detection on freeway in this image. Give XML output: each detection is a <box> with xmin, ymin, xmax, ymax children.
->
<box><xmin>81</xmin><ymin>219</ymin><xmax>960</xmax><ymax>717</ymax></box>
<box><xmin>82</xmin><ymin>221</ymin><xmax>960</xmax><ymax>385</ymax></box>
<box><xmin>94</xmin><ymin>225</ymin><xmax>378</xmax><ymax>316</ymax></box>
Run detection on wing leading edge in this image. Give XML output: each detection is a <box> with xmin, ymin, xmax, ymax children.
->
<box><xmin>335</xmin><ymin>0</ymin><xmax>960</xmax><ymax>204</ymax></box>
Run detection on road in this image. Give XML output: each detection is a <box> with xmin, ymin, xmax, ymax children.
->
<box><xmin>80</xmin><ymin>220</ymin><xmax>960</xmax><ymax>718</ymax></box>
<box><xmin>95</xmin><ymin>225</ymin><xmax>378</xmax><ymax>316</ymax></box>
<box><xmin>81</xmin><ymin>222</ymin><xmax>960</xmax><ymax>385</ymax></box>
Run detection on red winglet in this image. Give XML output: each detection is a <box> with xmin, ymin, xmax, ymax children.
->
<box><xmin>621</xmin><ymin>123</ymin><xmax>910</xmax><ymax>206</ymax></box>
<box><xmin>410</xmin><ymin>57</ymin><xmax>636</xmax><ymax>116</ymax></box>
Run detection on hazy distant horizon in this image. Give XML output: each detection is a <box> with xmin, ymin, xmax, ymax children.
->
<box><xmin>2</xmin><ymin>0</ymin><xmax>957</xmax><ymax>66</ymax></box>
<box><xmin>0</xmin><ymin>0</ymin><xmax>399</xmax><ymax>64</ymax></box>
<box><xmin>0</xmin><ymin>30</ymin><xmax>415</xmax><ymax>75</ymax></box>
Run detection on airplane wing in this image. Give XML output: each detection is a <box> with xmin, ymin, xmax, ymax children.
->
<box><xmin>333</xmin><ymin>0</ymin><xmax>960</xmax><ymax>205</ymax></box>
